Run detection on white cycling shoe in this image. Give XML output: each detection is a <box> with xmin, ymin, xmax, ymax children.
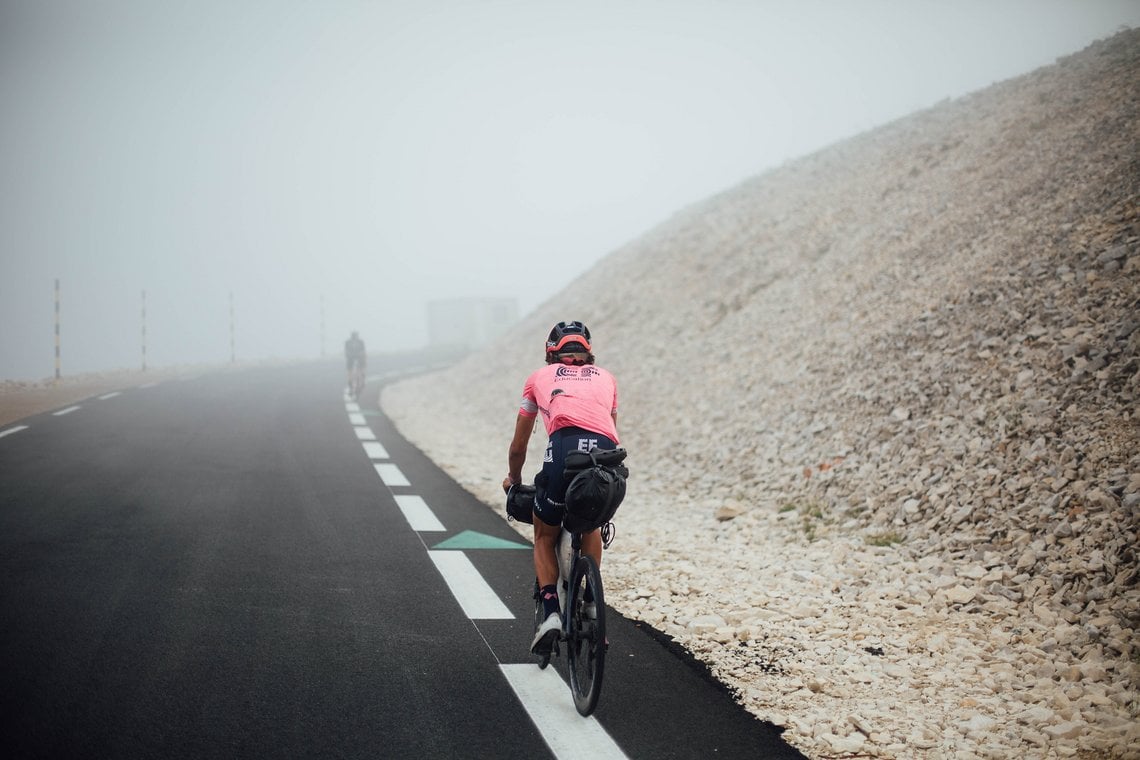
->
<box><xmin>531</xmin><ymin>612</ymin><xmax>562</xmax><ymax>655</ymax></box>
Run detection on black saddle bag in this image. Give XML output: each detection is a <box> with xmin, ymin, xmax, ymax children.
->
<box><xmin>561</xmin><ymin>447</ymin><xmax>629</xmax><ymax>533</ymax></box>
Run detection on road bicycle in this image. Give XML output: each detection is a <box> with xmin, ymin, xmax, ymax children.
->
<box><xmin>348</xmin><ymin>363</ymin><xmax>365</xmax><ymax>401</ymax></box>
<box><xmin>507</xmin><ymin>484</ymin><xmax>611</xmax><ymax>716</ymax></box>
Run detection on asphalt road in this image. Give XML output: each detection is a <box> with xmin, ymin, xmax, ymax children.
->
<box><xmin>0</xmin><ymin>359</ymin><xmax>805</xmax><ymax>759</ymax></box>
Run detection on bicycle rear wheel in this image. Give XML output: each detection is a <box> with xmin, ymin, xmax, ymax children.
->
<box><xmin>566</xmin><ymin>554</ymin><xmax>606</xmax><ymax>716</ymax></box>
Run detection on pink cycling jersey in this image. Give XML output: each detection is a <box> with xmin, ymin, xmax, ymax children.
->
<box><xmin>519</xmin><ymin>363</ymin><xmax>619</xmax><ymax>443</ymax></box>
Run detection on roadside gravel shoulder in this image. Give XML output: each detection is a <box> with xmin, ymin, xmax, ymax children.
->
<box><xmin>382</xmin><ymin>31</ymin><xmax>1140</xmax><ymax>760</ymax></box>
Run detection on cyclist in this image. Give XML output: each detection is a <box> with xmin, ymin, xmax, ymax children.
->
<box><xmin>502</xmin><ymin>321</ymin><xmax>620</xmax><ymax>655</ymax></box>
<box><xmin>344</xmin><ymin>330</ymin><xmax>366</xmax><ymax>393</ymax></box>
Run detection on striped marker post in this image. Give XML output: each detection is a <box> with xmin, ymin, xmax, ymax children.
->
<box><xmin>54</xmin><ymin>278</ymin><xmax>61</xmax><ymax>381</ymax></box>
<box><xmin>141</xmin><ymin>289</ymin><xmax>148</xmax><ymax>372</ymax></box>
<box><xmin>229</xmin><ymin>291</ymin><xmax>235</xmax><ymax>364</ymax></box>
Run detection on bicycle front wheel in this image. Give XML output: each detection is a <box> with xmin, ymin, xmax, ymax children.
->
<box><xmin>566</xmin><ymin>554</ymin><xmax>606</xmax><ymax>716</ymax></box>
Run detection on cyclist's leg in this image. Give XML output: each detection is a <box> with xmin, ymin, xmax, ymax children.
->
<box><xmin>530</xmin><ymin>508</ymin><xmax>564</xmax><ymax>654</ymax></box>
<box><xmin>532</xmin><ymin>517</ymin><xmax>561</xmax><ymax>589</ymax></box>
<box><xmin>532</xmin><ymin>433</ymin><xmax>570</xmax><ymax>647</ymax></box>
<box><xmin>533</xmin><ymin>432</ymin><xmax>570</xmax><ymax>590</ymax></box>
<box><xmin>580</xmin><ymin>527</ymin><xmax>602</xmax><ymax>569</ymax></box>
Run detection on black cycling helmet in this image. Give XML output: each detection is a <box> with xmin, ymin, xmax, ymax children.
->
<box><xmin>545</xmin><ymin>320</ymin><xmax>594</xmax><ymax>364</ymax></box>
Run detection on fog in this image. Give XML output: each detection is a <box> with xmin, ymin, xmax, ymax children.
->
<box><xmin>2</xmin><ymin>1</ymin><xmax>1137</xmax><ymax>381</ymax></box>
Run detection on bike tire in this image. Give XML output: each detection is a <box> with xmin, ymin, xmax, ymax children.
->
<box><xmin>566</xmin><ymin>554</ymin><xmax>606</xmax><ymax>716</ymax></box>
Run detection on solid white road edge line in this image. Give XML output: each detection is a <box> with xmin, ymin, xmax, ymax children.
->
<box><xmin>393</xmin><ymin>495</ymin><xmax>445</xmax><ymax>531</ymax></box>
<box><xmin>0</xmin><ymin>425</ymin><xmax>29</xmax><ymax>439</ymax></box>
<box><xmin>53</xmin><ymin>406</ymin><xmax>80</xmax><ymax>416</ymax></box>
<box><xmin>499</xmin><ymin>664</ymin><xmax>628</xmax><ymax>759</ymax></box>
<box><xmin>373</xmin><ymin>462</ymin><xmax>410</xmax><ymax>486</ymax></box>
<box><xmin>428</xmin><ymin>551</ymin><xmax>513</xmax><ymax>619</ymax></box>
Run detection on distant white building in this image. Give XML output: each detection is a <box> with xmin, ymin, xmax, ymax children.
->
<box><xmin>427</xmin><ymin>297</ymin><xmax>518</xmax><ymax>352</ymax></box>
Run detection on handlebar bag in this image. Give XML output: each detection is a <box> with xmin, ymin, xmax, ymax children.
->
<box><xmin>505</xmin><ymin>483</ymin><xmax>537</xmax><ymax>524</ymax></box>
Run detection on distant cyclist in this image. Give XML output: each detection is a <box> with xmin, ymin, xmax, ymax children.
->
<box><xmin>503</xmin><ymin>321</ymin><xmax>620</xmax><ymax>655</ymax></box>
<box><xmin>344</xmin><ymin>331</ymin><xmax>366</xmax><ymax>394</ymax></box>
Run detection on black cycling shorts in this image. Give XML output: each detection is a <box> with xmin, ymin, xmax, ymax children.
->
<box><xmin>533</xmin><ymin>426</ymin><xmax>616</xmax><ymax>527</ymax></box>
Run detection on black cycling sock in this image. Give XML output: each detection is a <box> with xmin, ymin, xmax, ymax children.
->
<box><xmin>540</xmin><ymin>585</ymin><xmax>559</xmax><ymax>618</ymax></box>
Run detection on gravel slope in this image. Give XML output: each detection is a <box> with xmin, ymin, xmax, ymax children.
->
<box><xmin>382</xmin><ymin>31</ymin><xmax>1139</xmax><ymax>759</ymax></box>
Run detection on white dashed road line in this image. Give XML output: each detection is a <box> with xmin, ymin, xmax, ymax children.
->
<box><xmin>500</xmin><ymin>665</ymin><xmax>628</xmax><ymax>759</ymax></box>
<box><xmin>98</xmin><ymin>392</ymin><xmax>121</xmax><ymax>400</ymax></box>
<box><xmin>52</xmin><ymin>406</ymin><xmax>80</xmax><ymax>416</ymax></box>
<box><xmin>361</xmin><ymin>441</ymin><xmax>389</xmax><ymax>460</ymax></box>
<box><xmin>373</xmin><ymin>462</ymin><xmax>410</xmax><ymax>487</ymax></box>
<box><xmin>427</xmin><ymin>550</ymin><xmax>514</xmax><ymax>619</ymax></box>
<box><xmin>393</xmin><ymin>495</ymin><xmax>446</xmax><ymax>531</ymax></box>
<box><xmin>0</xmin><ymin>425</ymin><xmax>29</xmax><ymax>439</ymax></box>
<box><xmin>349</xmin><ymin>396</ymin><xmax>615</xmax><ymax>756</ymax></box>
<box><xmin>349</xmin><ymin>402</ymin><xmax>504</xmax><ymax>617</ymax></box>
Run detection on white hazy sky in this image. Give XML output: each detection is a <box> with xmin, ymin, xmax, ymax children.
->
<box><xmin>2</xmin><ymin>1</ymin><xmax>1137</xmax><ymax>380</ymax></box>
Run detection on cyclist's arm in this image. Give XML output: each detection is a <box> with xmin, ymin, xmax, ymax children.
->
<box><xmin>504</xmin><ymin>412</ymin><xmax>536</xmax><ymax>491</ymax></box>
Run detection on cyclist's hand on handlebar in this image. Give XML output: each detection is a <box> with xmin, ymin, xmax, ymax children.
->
<box><xmin>502</xmin><ymin>476</ymin><xmax>515</xmax><ymax>494</ymax></box>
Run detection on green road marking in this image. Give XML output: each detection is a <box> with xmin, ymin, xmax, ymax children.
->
<box><xmin>432</xmin><ymin>530</ymin><xmax>531</xmax><ymax>550</ymax></box>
